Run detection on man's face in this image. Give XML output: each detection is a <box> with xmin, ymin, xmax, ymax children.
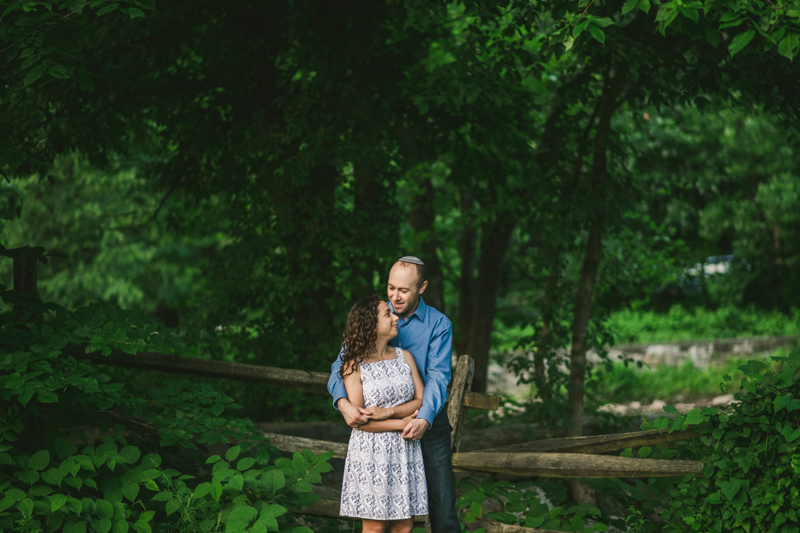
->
<box><xmin>387</xmin><ymin>263</ymin><xmax>427</xmax><ymax>318</ymax></box>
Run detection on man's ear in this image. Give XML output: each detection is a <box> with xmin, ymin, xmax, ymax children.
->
<box><xmin>418</xmin><ymin>280</ymin><xmax>428</xmax><ymax>294</ymax></box>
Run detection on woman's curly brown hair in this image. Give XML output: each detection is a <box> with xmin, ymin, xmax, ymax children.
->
<box><xmin>338</xmin><ymin>296</ymin><xmax>382</xmax><ymax>378</ymax></box>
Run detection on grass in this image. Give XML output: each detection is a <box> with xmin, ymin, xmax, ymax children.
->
<box><xmin>586</xmin><ymin>352</ymin><xmax>787</xmax><ymax>405</ymax></box>
<box><xmin>606</xmin><ymin>305</ymin><xmax>800</xmax><ymax>344</ymax></box>
<box><xmin>491</xmin><ymin>305</ymin><xmax>800</xmax><ymax>351</ymax></box>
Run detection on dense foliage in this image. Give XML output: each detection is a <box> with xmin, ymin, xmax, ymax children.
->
<box><xmin>0</xmin><ymin>288</ymin><xmax>331</xmax><ymax>533</ymax></box>
<box><xmin>657</xmin><ymin>350</ymin><xmax>800</xmax><ymax>532</ymax></box>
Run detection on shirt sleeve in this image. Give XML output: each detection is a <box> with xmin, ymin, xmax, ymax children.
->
<box><xmin>328</xmin><ymin>345</ymin><xmax>347</xmax><ymax>410</ymax></box>
<box><xmin>417</xmin><ymin>317</ymin><xmax>453</xmax><ymax>427</ymax></box>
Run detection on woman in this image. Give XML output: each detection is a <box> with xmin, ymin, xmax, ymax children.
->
<box><xmin>339</xmin><ymin>296</ymin><xmax>428</xmax><ymax>533</ymax></box>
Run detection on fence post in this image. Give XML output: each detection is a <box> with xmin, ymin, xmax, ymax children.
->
<box><xmin>448</xmin><ymin>354</ymin><xmax>475</xmax><ymax>453</ymax></box>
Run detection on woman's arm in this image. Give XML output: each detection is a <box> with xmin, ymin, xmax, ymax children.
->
<box><xmin>344</xmin><ymin>362</ymin><xmax>410</xmax><ymax>432</ymax></box>
<box><xmin>364</xmin><ymin>350</ymin><xmax>425</xmax><ymax>421</ymax></box>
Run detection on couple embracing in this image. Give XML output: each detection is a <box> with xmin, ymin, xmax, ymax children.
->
<box><xmin>327</xmin><ymin>256</ymin><xmax>460</xmax><ymax>533</ymax></box>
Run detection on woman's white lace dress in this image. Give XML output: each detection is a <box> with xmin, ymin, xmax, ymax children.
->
<box><xmin>339</xmin><ymin>347</ymin><xmax>428</xmax><ymax>520</ymax></box>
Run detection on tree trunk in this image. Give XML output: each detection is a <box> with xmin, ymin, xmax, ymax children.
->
<box><xmin>455</xmin><ymin>191</ymin><xmax>477</xmax><ymax>355</ymax></box>
<box><xmin>568</xmin><ymin>65</ymin><xmax>627</xmax><ymax>437</ymax></box>
<box><xmin>467</xmin><ymin>217</ymin><xmax>515</xmax><ymax>393</ymax></box>
<box><xmin>409</xmin><ymin>174</ymin><xmax>445</xmax><ymax>313</ymax></box>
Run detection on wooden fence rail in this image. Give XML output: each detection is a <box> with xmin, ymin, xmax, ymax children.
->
<box><xmin>82</xmin><ymin>350</ymin><xmax>502</xmax><ymax>411</ymax></box>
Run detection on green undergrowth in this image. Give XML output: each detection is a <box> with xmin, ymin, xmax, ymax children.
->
<box><xmin>606</xmin><ymin>305</ymin><xmax>800</xmax><ymax>344</ymax></box>
<box><xmin>0</xmin><ymin>287</ymin><xmax>332</xmax><ymax>533</ymax></box>
<box><xmin>587</xmin><ymin>356</ymin><xmax>784</xmax><ymax>405</ymax></box>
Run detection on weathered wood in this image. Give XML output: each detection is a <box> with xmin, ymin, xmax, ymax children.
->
<box><xmin>448</xmin><ymin>354</ymin><xmax>475</xmax><ymax>452</ymax></box>
<box><xmin>83</xmin><ymin>351</ymin><xmax>500</xmax><ymax>409</ymax></box>
<box><xmin>299</xmin><ymin>499</ymin><xmax>426</xmax><ymax>523</ymax></box>
<box><xmin>452</xmin><ymin>452</ymin><xmax>702</xmax><ymax>478</ymax></box>
<box><xmin>261</xmin><ymin>432</ymin><xmax>348</xmax><ymax>459</ymax></box>
<box><xmin>462</xmin><ymin>391</ymin><xmax>502</xmax><ymax>410</ymax></box>
<box><xmin>85</xmin><ymin>351</ymin><xmax>332</xmax><ymax>394</ymax></box>
<box><xmin>478</xmin><ymin>429</ymin><xmax>700</xmax><ymax>455</ymax></box>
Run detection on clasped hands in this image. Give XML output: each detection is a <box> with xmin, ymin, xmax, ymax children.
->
<box><xmin>338</xmin><ymin>398</ymin><xmax>430</xmax><ymax>440</ymax></box>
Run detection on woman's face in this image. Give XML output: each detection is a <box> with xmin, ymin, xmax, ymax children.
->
<box><xmin>376</xmin><ymin>301</ymin><xmax>399</xmax><ymax>341</ymax></box>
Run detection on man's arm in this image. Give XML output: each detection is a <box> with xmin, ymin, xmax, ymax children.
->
<box><xmin>328</xmin><ymin>346</ymin><xmax>369</xmax><ymax>427</ymax></box>
<box><xmin>403</xmin><ymin>317</ymin><xmax>452</xmax><ymax>440</ymax></box>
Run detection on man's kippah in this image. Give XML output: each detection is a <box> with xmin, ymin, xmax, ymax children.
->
<box><xmin>398</xmin><ymin>256</ymin><xmax>425</xmax><ymax>266</ymax></box>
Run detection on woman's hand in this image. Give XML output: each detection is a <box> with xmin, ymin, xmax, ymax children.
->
<box><xmin>365</xmin><ymin>406</ymin><xmax>393</xmax><ymax>421</ymax></box>
<box><xmin>401</xmin><ymin>409</ymin><xmax>419</xmax><ymax>429</ymax></box>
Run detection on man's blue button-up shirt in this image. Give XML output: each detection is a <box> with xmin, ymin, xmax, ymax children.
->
<box><xmin>327</xmin><ymin>297</ymin><xmax>453</xmax><ymax>427</ymax></box>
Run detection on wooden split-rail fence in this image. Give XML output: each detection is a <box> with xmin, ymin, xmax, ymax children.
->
<box><xmin>9</xmin><ymin>252</ymin><xmax>704</xmax><ymax>533</ymax></box>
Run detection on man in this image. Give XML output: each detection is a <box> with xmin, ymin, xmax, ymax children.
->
<box><xmin>328</xmin><ymin>256</ymin><xmax>460</xmax><ymax>533</ymax></box>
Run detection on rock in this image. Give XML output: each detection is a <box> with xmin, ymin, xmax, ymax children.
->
<box><xmin>628</xmin><ymin>401</ymin><xmax>642</xmax><ymax>410</ymax></box>
<box><xmin>648</xmin><ymin>399</ymin><xmax>667</xmax><ymax>412</ymax></box>
<box><xmin>710</xmin><ymin>394</ymin><xmax>736</xmax><ymax>406</ymax></box>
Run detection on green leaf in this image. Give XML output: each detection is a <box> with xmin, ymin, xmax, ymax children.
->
<box><xmin>210</xmin><ymin>483</ymin><xmax>222</xmax><ymax>502</ymax></box>
<box><xmin>705</xmin><ymin>26</ymin><xmax>720</xmax><ymax>47</ymax></box>
<box><xmin>226</xmin><ymin>446</ymin><xmax>241</xmax><ymax>462</ymax></box>
<box><xmin>721</xmin><ymin>480</ymin><xmax>740</xmax><ymax>501</ymax></box>
<box><xmin>64</xmin><ymin>0</ymin><xmax>85</xmax><ymax>14</ymax></box>
<box><xmin>622</xmin><ymin>0</ymin><xmax>638</xmax><ymax>15</ymax></box>
<box><xmin>237</xmin><ymin>457</ymin><xmax>256</xmax><ymax>471</ymax></box>
<box><xmin>679</xmin><ymin>7</ymin><xmax>699</xmax><ymax>22</ymax></box>
<box><xmin>262</xmin><ymin>469</ymin><xmax>285</xmax><ymax>492</ymax></box>
<box><xmin>729</xmin><ymin>28</ymin><xmax>756</xmax><ymax>57</ymax></box>
<box><xmin>122</xmin><ymin>482</ymin><xmax>139</xmax><ymax>502</ymax></box>
<box><xmin>141</xmin><ymin>453</ymin><xmax>161</xmax><ymax>469</ymax></box>
<box><xmin>0</xmin><ymin>495</ymin><xmax>20</xmax><ymax>513</ymax></box>
<box><xmin>42</xmin><ymin>468</ymin><xmax>63</xmax><ymax>486</ymax></box>
<box><xmin>74</xmin><ymin>326</ymin><xmax>92</xmax><ymax>337</ymax></box>
<box><xmin>591</xmin><ymin>17</ymin><xmax>614</xmax><ymax>27</ymax></box>
<box><xmin>684</xmin><ymin>408</ymin><xmax>704</xmax><ymax>426</ymax></box>
<box><xmin>165</xmin><ymin>498</ymin><xmax>181</xmax><ymax>515</ymax></box>
<box><xmin>589</xmin><ymin>25</ymin><xmax>605</xmax><ymax>44</ymax></box>
<box><xmin>48</xmin><ymin>65</ymin><xmax>74</xmax><ymax>79</ymax></box>
<box><xmin>96</xmin><ymin>3</ymin><xmax>119</xmax><ymax>16</ymax></box>
<box><xmin>293</xmin><ymin>528</ymin><xmax>314</xmax><ymax>533</ymax></box>
<box><xmin>95</xmin><ymin>499</ymin><xmax>114</xmax><ymax>519</ymax></box>
<box><xmin>29</xmin><ymin>450</ymin><xmax>50</xmax><ymax>471</ymax></box>
<box><xmin>51</xmin><ymin>494</ymin><xmax>68</xmax><ymax>512</ymax></box>
<box><xmin>64</xmin><ymin>522</ymin><xmax>87</xmax><ymax>533</ymax></box>
<box><xmin>778</xmin><ymin>32</ymin><xmax>800</xmax><ymax>60</ymax></box>
<box><xmin>193</xmin><ymin>482</ymin><xmax>211</xmax><ymax>499</ymax></box>
<box><xmin>119</xmin><ymin>446</ymin><xmax>141</xmax><ymax>464</ymax></box>
<box><xmin>151</xmin><ymin>491</ymin><xmax>173</xmax><ymax>502</ymax></box>
<box><xmin>637</xmin><ymin>0</ymin><xmax>650</xmax><ymax>12</ymax></box>
<box><xmin>638</xmin><ymin>446</ymin><xmax>652</xmax><ymax>458</ymax></box>
<box><xmin>781</xmin><ymin>425</ymin><xmax>800</xmax><ymax>443</ymax></box>
<box><xmin>122</xmin><ymin>7</ymin><xmax>145</xmax><ymax>18</ymax></box>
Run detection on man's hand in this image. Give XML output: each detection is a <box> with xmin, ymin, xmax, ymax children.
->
<box><xmin>364</xmin><ymin>406</ymin><xmax>393</xmax><ymax>421</ymax></box>
<box><xmin>338</xmin><ymin>398</ymin><xmax>370</xmax><ymax>428</ymax></box>
<box><xmin>401</xmin><ymin>412</ymin><xmax>430</xmax><ymax>441</ymax></box>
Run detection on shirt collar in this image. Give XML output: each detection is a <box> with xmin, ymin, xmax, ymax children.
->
<box><xmin>389</xmin><ymin>297</ymin><xmax>428</xmax><ymax>322</ymax></box>
<box><xmin>407</xmin><ymin>297</ymin><xmax>428</xmax><ymax>321</ymax></box>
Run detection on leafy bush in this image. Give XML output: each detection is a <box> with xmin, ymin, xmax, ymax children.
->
<box><xmin>0</xmin><ymin>287</ymin><xmax>331</xmax><ymax>533</ymax></box>
<box><xmin>456</xmin><ymin>475</ymin><xmax>611</xmax><ymax>533</ymax></box>
<box><xmin>653</xmin><ymin>349</ymin><xmax>800</xmax><ymax>532</ymax></box>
